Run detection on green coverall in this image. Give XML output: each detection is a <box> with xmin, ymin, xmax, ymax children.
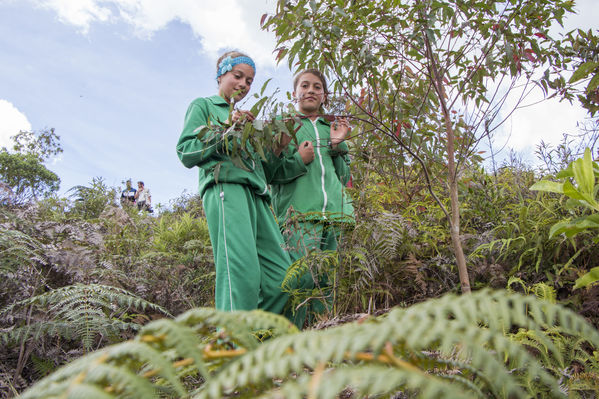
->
<box><xmin>271</xmin><ymin>115</ymin><xmax>355</xmax><ymax>320</ymax></box>
<box><xmin>176</xmin><ymin>95</ymin><xmax>295</xmax><ymax>315</ymax></box>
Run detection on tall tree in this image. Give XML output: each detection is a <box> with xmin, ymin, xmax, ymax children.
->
<box><xmin>0</xmin><ymin>128</ymin><xmax>62</xmax><ymax>201</ymax></box>
<box><xmin>264</xmin><ymin>0</ymin><xmax>575</xmax><ymax>293</ymax></box>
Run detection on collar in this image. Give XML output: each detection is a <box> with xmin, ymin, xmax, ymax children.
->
<box><xmin>297</xmin><ymin>111</ymin><xmax>330</xmax><ymax>126</ymax></box>
<box><xmin>208</xmin><ymin>95</ymin><xmax>230</xmax><ymax>106</ymax></box>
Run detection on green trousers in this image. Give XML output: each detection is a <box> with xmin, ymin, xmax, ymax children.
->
<box><xmin>284</xmin><ymin>220</ymin><xmax>342</xmax><ymax>323</ymax></box>
<box><xmin>203</xmin><ymin>183</ymin><xmax>291</xmax><ymax>315</ymax></box>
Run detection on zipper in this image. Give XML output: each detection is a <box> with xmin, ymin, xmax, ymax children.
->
<box><xmin>310</xmin><ymin>119</ymin><xmax>328</xmax><ymax>217</ymax></box>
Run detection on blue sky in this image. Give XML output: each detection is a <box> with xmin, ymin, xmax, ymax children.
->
<box><xmin>0</xmin><ymin>0</ymin><xmax>597</xmax><ymax>209</ymax></box>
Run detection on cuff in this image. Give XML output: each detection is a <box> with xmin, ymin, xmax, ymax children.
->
<box><xmin>328</xmin><ymin>140</ymin><xmax>349</xmax><ymax>156</ymax></box>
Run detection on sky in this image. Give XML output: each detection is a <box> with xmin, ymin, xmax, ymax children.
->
<box><xmin>0</xmin><ymin>0</ymin><xmax>597</xmax><ymax>209</ymax></box>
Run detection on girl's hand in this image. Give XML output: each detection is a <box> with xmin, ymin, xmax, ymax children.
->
<box><xmin>231</xmin><ymin>109</ymin><xmax>255</xmax><ymax>124</ymax></box>
<box><xmin>273</xmin><ymin>132</ymin><xmax>293</xmax><ymax>156</ymax></box>
<box><xmin>330</xmin><ymin>117</ymin><xmax>350</xmax><ymax>149</ymax></box>
<box><xmin>298</xmin><ymin>141</ymin><xmax>315</xmax><ymax>164</ymax></box>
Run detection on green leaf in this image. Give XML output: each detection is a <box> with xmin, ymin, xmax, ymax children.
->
<box><xmin>250</xmin><ymin>97</ymin><xmax>269</xmax><ymax>117</ymax></box>
<box><xmin>252</xmin><ymin>119</ymin><xmax>264</xmax><ymax>131</ymax></box>
<box><xmin>213</xmin><ymin>163</ymin><xmax>221</xmax><ymax>183</ymax></box>
<box><xmin>571</xmin><ymin>148</ymin><xmax>595</xmax><ymax>196</ymax></box>
<box><xmin>529</xmin><ymin>180</ymin><xmax>563</xmax><ymax>193</ymax></box>
<box><xmin>569</xmin><ymin>61</ymin><xmax>599</xmax><ymax>83</ymax></box>
<box><xmin>587</xmin><ymin>72</ymin><xmax>599</xmax><ymax>93</ymax></box>
<box><xmin>573</xmin><ymin>266</ymin><xmax>599</xmax><ymax>289</ymax></box>
<box><xmin>563</xmin><ymin>180</ymin><xmax>585</xmax><ymax>201</ymax></box>
<box><xmin>194</xmin><ymin>125</ymin><xmax>211</xmax><ymax>140</ymax></box>
<box><xmin>549</xmin><ymin>215</ymin><xmax>599</xmax><ymax>238</ymax></box>
<box><xmin>259</xmin><ymin>78</ymin><xmax>272</xmax><ymax>96</ymax></box>
<box><xmin>555</xmin><ymin>164</ymin><xmax>574</xmax><ymax>179</ymax></box>
<box><xmin>254</xmin><ymin>138</ymin><xmax>266</xmax><ymax>161</ymax></box>
<box><xmin>549</xmin><ymin>219</ymin><xmax>581</xmax><ymax>239</ymax></box>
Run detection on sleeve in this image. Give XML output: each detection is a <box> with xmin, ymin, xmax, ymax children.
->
<box><xmin>176</xmin><ymin>100</ymin><xmax>223</xmax><ymax>169</ymax></box>
<box><xmin>266</xmin><ymin>148</ymin><xmax>308</xmax><ymax>184</ymax></box>
<box><xmin>331</xmin><ymin>141</ymin><xmax>351</xmax><ymax>186</ymax></box>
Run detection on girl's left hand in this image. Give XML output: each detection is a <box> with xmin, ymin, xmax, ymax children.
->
<box><xmin>231</xmin><ymin>110</ymin><xmax>255</xmax><ymax>123</ymax></box>
<box><xmin>273</xmin><ymin>132</ymin><xmax>292</xmax><ymax>156</ymax></box>
<box><xmin>330</xmin><ymin>117</ymin><xmax>350</xmax><ymax>149</ymax></box>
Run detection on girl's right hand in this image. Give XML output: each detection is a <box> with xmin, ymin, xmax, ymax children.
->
<box><xmin>298</xmin><ymin>141</ymin><xmax>315</xmax><ymax>164</ymax></box>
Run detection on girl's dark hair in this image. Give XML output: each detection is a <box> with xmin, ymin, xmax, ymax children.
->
<box><xmin>216</xmin><ymin>51</ymin><xmax>249</xmax><ymax>75</ymax></box>
<box><xmin>293</xmin><ymin>68</ymin><xmax>329</xmax><ymax>106</ymax></box>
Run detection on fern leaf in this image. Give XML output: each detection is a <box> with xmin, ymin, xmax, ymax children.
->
<box><xmin>139</xmin><ymin>318</ymin><xmax>211</xmax><ymax>381</ymax></box>
<box><xmin>18</xmin><ymin>289</ymin><xmax>599</xmax><ymax>399</ymax></box>
<box><xmin>0</xmin><ymin>283</ymin><xmax>171</xmax><ymax>350</ymax></box>
<box><xmin>258</xmin><ymin>365</ymin><xmax>481</xmax><ymax>399</ymax></box>
<box><xmin>83</xmin><ymin>364</ymin><xmax>158</xmax><ymax>398</ymax></box>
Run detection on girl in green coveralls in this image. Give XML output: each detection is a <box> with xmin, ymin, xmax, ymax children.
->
<box><xmin>271</xmin><ymin>69</ymin><xmax>355</xmax><ymax>321</ymax></box>
<box><xmin>176</xmin><ymin>51</ymin><xmax>293</xmax><ymax>318</ymax></box>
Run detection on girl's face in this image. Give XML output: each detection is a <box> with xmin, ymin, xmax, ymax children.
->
<box><xmin>293</xmin><ymin>72</ymin><xmax>326</xmax><ymax>116</ymax></box>
<box><xmin>218</xmin><ymin>63</ymin><xmax>255</xmax><ymax>103</ymax></box>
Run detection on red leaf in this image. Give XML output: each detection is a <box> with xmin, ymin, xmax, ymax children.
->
<box><xmin>524</xmin><ymin>49</ymin><xmax>536</xmax><ymax>62</ymax></box>
<box><xmin>358</xmin><ymin>88</ymin><xmax>366</xmax><ymax>106</ymax></box>
<box><xmin>534</xmin><ymin>32</ymin><xmax>547</xmax><ymax>39</ymax></box>
<box><xmin>260</xmin><ymin>13</ymin><xmax>267</xmax><ymax>27</ymax></box>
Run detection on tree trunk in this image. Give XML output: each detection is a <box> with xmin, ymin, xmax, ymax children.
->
<box><xmin>443</xmin><ymin>113</ymin><xmax>471</xmax><ymax>294</ymax></box>
<box><xmin>422</xmin><ymin>21</ymin><xmax>471</xmax><ymax>294</ymax></box>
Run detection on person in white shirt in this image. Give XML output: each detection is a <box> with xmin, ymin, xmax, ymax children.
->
<box><xmin>134</xmin><ymin>181</ymin><xmax>152</xmax><ymax>212</ymax></box>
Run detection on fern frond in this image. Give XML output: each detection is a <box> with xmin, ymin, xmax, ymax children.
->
<box><xmin>195</xmin><ymin>289</ymin><xmax>598</xmax><ymax>399</ymax></box>
<box><xmin>0</xmin><ymin>227</ymin><xmax>45</xmax><ymax>271</ymax></box>
<box><xmin>2</xmin><ymin>283</ymin><xmax>170</xmax><ymax>316</ymax></box>
<box><xmin>281</xmin><ymin>251</ymin><xmax>338</xmax><ymax>292</ymax></box>
<box><xmin>258</xmin><ymin>365</ymin><xmax>480</xmax><ymax>399</ymax></box>
<box><xmin>0</xmin><ymin>283</ymin><xmax>171</xmax><ymax>350</ymax></box>
<box><xmin>57</xmin><ymin>383</ymin><xmax>116</xmax><ymax>399</ymax></box>
<box><xmin>531</xmin><ymin>282</ymin><xmax>557</xmax><ymax>303</ymax></box>
<box><xmin>371</xmin><ymin>213</ymin><xmax>408</xmax><ymax>260</ymax></box>
<box><xmin>176</xmin><ymin>308</ymin><xmax>297</xmax><ymax>349</ymax></box>
<box><xmin>138</xmin><ymin>318</ymin><xmax>210</xmax><ymax>380</ymax></box>
<box><xmin>19</xmin><ymin>290</ymin><xmax>599</xmax><ymax>399</ymax></box>
<box><xmin>20</xmin><ymin>341</ymin><xmax>186</xmax><ymax>399</ymax></box>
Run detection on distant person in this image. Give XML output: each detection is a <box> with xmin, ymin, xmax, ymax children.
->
<box><xmin>120</xmin><ymin>179</ymin><xmax>136</xmax><ymax>206</ymax></box>
<box><xmin>134</xmin><ymin>181</ymin><xmax>152</xmax><ymax>212</ymax></box>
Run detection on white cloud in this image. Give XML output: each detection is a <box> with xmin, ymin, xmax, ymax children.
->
<box><xmin>563</xmin><ymin>0</ymin><xmax>598</xmax><ymax>31</ymax></box>
<box><xmin>38</xmin><ymin>0</ymin><xmax>112</xmax><ymax>33</ymax></box>
<box><xmin>34</xmin><ymin>0</ymin><xmax>279</xmax><ymax>66</ymax></box>
<box><xmin>0</xmin><ymin>99</ymin><xmax>32</xmax><ymax>150</ymax></box>
<box><xmin>497</xmin><ymin>96</ymin><xmax>588</xmax><ymax>153</ymax></box>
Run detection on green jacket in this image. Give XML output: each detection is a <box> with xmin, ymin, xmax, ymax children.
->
<box><xmin>271</xmin><ymin>116</ymin><xmax>354</xmax><ymax>223</ymax></box>
<box><xmin>176</xmin><ymin>95</ymin><xmax>282</xmax><ymax>199</ymax></box>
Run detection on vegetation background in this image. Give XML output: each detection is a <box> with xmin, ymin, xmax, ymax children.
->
<box><xmin>1</xmin><ymin>0</ymin><xmax>599</xmax><ymax>398</ymax></box>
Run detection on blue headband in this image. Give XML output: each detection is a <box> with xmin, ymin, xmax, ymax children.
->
<box><xmin>216</xmin><ymin>56</ymin><xmax>256</xmax><ymax>80</ymax></box>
